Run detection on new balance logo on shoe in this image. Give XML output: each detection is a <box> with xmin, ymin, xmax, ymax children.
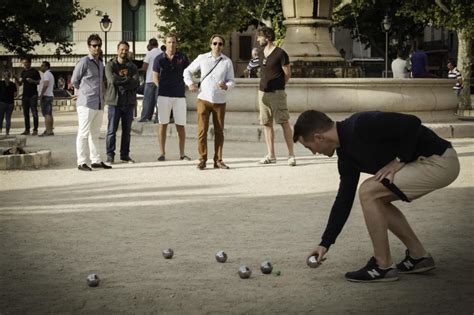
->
<box><xmin>367</xmin><ymin>269</ymin><xmax>381</xmax><ymax>278</ymax></box>
<box><xmin>403</xmin><ymin>260</ymin><xmax>414</xmax><ymax>269</ymax></box>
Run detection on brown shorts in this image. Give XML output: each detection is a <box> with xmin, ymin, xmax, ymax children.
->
<box><xmin>383</xmin><ymin>148</ymin><xmax>460</xmax><ymax>202</ymax></box>
<box><xmin>258</xmin><ymin>90</ymin><xmax>290</xmax><ymax>125</ymax></box>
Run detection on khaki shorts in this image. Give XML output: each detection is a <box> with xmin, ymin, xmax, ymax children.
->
<box><xmin>384</xmin><ymin>148</ymin><xmax>460</xmax><ymax>202</ymax></box>
<box><xmin>258</xmin><ymin>90</ymin><xmax>289</xmax><ymax>125</ymax></box>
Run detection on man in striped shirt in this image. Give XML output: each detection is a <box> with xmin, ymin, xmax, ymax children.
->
<box><xmin>447</xmin><ymin>59</ymin><xmax>463</xmax><ymax>96</ymax></box>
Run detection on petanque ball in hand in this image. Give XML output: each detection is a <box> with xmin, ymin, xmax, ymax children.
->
<box><xmin>238</xmin><ymin>266</ymin><xmax>252</xmax><ymax>279</ymax></box>
<box><xmin>215</xmin><ymin>250</ymin><xmax>227</xmax><ymax>263</ymax></box>
<box><xmin>307</xmin><ymin>255</ymin><xmax>320</xmax><ymax>268</ymax></box>
<box><xmin>86</xmin><ymin>274</ymin><xmax>100</xmax><ymax>287</ymax></box>
<box><xmin>162</xmin><ymin>248</ymin><xmax>174</xmax><ymax>259</ymax></box>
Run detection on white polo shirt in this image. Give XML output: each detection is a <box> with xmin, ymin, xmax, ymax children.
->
<box><xmin>143</xmin><ymin>48</ymin><xmax>162</xmax><ymax>83</ymax></box>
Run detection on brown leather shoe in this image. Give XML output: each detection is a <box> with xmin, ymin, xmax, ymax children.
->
<box><xmin>214</xmin><ymin>161</ymin><xmax>230</xmax><ymax>169</ymax></box>
<box><xmin>197</xmin><ymin>160</ymin><xmax>206</xmax><ymax>170</ymax></box>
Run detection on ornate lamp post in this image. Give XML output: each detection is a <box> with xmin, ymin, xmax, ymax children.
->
<box><xmin>99</xmin><ymin>13</ymin><xmax>112</xmax><ymax>61</ymax></box>
<box><xmin>128</xmin><ymin>0</ymin><xmax>140</xmax><ymax>59</ymax></box>
<box><xmin>381</xmin><ymin>15</ymin><xmax>392</xmax><ymax>78</ymax></box>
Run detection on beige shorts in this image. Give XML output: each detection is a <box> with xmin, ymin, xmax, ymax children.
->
<box><xmin>157</xmin><ymin>96</ymin><xmax>187</xmax><ymax>125</ymax></box>
<box><xmin>258</xmin><ymin>90</ymin><xmax>290</xmax><ymax>125</ymax></box>
<box><xmin>385</xmin><ymin>148</ymin><xmax>460</xmax><ymax>202</ymax></box>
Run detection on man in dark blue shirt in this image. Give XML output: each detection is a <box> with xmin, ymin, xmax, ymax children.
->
<box><xmin>153</xmin><ymin>34</ymin><xmax>190</xmax><ymax>161</ymax></box>
<box><xmin>293</xmin><ymin>110</ymin><xmax>460</xmax><ymax>282</ymax></box>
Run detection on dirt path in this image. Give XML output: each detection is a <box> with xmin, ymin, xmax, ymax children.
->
<box><xmin>0</xmin><ymin>130</ymin><xmax>473</xmax><ymax>314</ymax></box>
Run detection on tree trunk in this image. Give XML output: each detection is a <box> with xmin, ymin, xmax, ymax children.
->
<box><xmin>457</xmin><ymin>29</ymin><xmax>472</xmax><ymax>110</ymax></box>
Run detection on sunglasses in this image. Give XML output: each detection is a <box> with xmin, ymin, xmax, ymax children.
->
<box><xmin>212</xmin><ymin>42</ymin><xmax>223</xmax><ymax>46</ymax></box>
<box><xmin>90</xmin><ymin>44</ymin><xmax>102</xmax><ymax>48</ymax></box>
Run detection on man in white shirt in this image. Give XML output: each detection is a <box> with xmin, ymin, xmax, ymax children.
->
<box><xmin>183</xmin><ymin>34</ymin><xmax>235</xmax><ymax>170</ymax></box>
<box><xmin>39</xmin><ymin>61</ymin><xmax>55</xmax><ymax>136</ymax></box>
<box><xmin>139</xmin><ymin>38</ymin><xmax>161</xmax><ymax>122</ymax></box>
<box><xmin>391</xmin><ymin>49</ymin><xmax>410</xmax><ymax>79</ymax></box>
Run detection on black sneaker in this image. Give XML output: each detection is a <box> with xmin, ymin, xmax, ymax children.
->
<box><xmin>179</xmin><ymin>155</ymin><xmax>191</xmax><ymax>161</ymax></box>
<box><xmin>345</xmin><ymin>257</ymin><xmax>399</xmax><ymax>283</ymax></box>
<box><xmin>396</xmin><ymin>250</ymin><xmax>435</xmax><ymax>274</ymax></box>
<box><xmin>120</xmin><ymin>156</ymin><xmax>135</xmax><ymax>163</ymax></box>
<box><xmin>91</xmin><ymin>162</ymin><xmax>112</xmax><ymax>169</ymax></box>
<box><xmin>106</xmin><ymin>156</ymin><xmax>114</xmax><ymax>164</ymax></box>
<box><xmin>78</xmin><ymin>164</ymin><xmax>92</xmax><ymax>171</ymax></box>
<box><xmin>157</xmin><ymin>155</ymin><xmax>165</xmax><ymax>161</ymax></box>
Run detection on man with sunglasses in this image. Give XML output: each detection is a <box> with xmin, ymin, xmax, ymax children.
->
<box><xmin>72</xmin><ymin>34</ymin><xmax>111</xmax><ymax>171</ymax></box>
<box><xmin>183</xmin><ymin>34</ymin><xmax>235</xmax><ymax>170</ymax></box>
<box><xmin>256</xmin><ymin>26</ymin><xmax>296</xmax><ymax>167</ymax></box>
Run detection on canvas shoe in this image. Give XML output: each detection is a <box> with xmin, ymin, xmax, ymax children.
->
<box><xmin>288</xmin><ymin>155</ymin><xmax>296</xmax><ymax>166</ymax></box>
<box><xmin>345</xmin><ymin>257</ymin><xmax>399</xmax><ymax>283</ymax></box>
<box><xmin>259</xmin><ymin>155</ymin><xmax>276</xmax><ymax>164</ymax></box>
<box><xmin>396</xmin><ymin>250</ymin><xmax>435</xmax><ymax>274</ymax></box>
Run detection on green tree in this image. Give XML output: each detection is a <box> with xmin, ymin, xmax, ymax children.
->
<box><xmin>0</xmin><ymin>0</ymin><xmax>90</xmax><ymax>57</ymax></box>
<box><xmin>155</xmin><ymin>0</ymin><xmax>284</xmax><ymax>60</ymax></box>
<box><xmin>399</xmin><ymin>0</ymin><xmax>473</xmax><ymax>110</ymax></box>
<box><xmin>332</xmin><ymin>0</ymin><xmax>425</xmax><ymax>57</ymax></box>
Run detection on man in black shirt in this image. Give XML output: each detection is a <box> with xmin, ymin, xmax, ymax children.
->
<box><xmin>257</xmin><ymin>27</ymin><xmax>296</xmax><ymax>167</ymax></box>
<box><xmin>0</xmin><ymin>71</ymin><xmax>17</xmax><ymax>135</ymax></box>
<box><xmin>293</xmin><ymin>110</ymin><xmax>460</xmax><ymax>282</ymax></box>
<box><xmin>16</xmin><ymin>57</ymin><xmax>41</xmax><ymax>135</ymax></box>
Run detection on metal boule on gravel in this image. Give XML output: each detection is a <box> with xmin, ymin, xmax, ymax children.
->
<box><xmin>86</xmin><ymin>274</ymin><xmax>100</xmax><ymax>287</ymax></box>
<box><xmin>215</xmin><ymin>250</ymin><xmax>227</xmax><ymax>263</ymax></box>
<box><xmin>162</xmin><ymin>248</ymin><xmax>174</xmax><ymax>259</ymax></box>
<box><xmin>238</xmin><ymin>266</ymin><xmax>252</xmax><ymax>279</ymax></box>
<box><xmin>260</xmin><ymin>261</ymin><xmax>273</xmax><ymax>274</ymax></box>
<box><xmin>307</xmin><ymin>255</ymin><xmax>320</xmax><ymax>268</ymax></box>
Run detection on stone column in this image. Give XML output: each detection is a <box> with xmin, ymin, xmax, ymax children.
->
<box><xmin>281</xmin><ymin>0</ymin><xmax>343</xmax><ymax>62</ymax></box>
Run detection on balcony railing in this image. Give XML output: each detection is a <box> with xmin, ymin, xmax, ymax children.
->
<box><xmin>73</xmin><ymin>31</ymin><xmax>160</xmax><ymax>42</ymax></box>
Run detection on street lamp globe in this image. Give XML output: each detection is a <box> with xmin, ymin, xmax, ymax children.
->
<box><xmin>99</xmin><ymin>13</ymin><xmax>112</xmax><ymax>32</ymax></box>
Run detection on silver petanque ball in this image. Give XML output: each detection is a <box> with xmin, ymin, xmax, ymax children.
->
<box><xmin>307</xmin><ymin>255</ymin><xmax>320</xmax><ymax>268</ymax></box>
<box><xmin>260</xmin><ymin>261</ymin><xmax>273</xmax><ymax>274</ymax></box>
<box><xmin>86</xmin><ymin>274</ymin><xmax>100</xmax><ymax>287</ymax></box>
<box><xmin>238</xmin><ymin>265</ymin><xmax>252</xmax><ymax>279</ymax></box>
<box><xmin>162</xmin><ymin>248</ymin><xmax>174</xmax><ymax>259</ymax></box>
<box><xmin>215</xmin><ymin>250</ymin><xmax>227</xmax><ymax>263</ymax></box>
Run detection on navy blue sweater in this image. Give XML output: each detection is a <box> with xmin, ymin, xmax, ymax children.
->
<box><xmin>320</xmin><ymin>111</ymin><xmax>451</xmax><ymax>249</ymax></box>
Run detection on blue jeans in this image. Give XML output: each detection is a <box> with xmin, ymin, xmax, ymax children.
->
<box><xmin>139</xmin><ymin>82</ymin><xmax>158</xmax><ymax>121</ymax></box>
<box><xmin>21</xmin><ymin>95</ymin><xmax>39</xmax><ymax>131</ymax></box>
<box><xmin>106</xmin><ymin>105</ymin><xmax>134</xmax><ymax>159</ymax></box>
<box><xmin>0</xmin><ymin>101</ymin><xmax>14</xmax><ymax>133</ymax></box>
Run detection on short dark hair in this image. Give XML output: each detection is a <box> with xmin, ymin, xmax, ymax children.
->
<box><xmin>164</xmin><ymin>33</ymin><xmax>177</xmax><ymax>42</ymax></box>
<box><xmin>258</xmin><ymin>26</ymin><xmax>275</xmax><ymax>42</ymax></box>
<box><xmin>293</xmin><ymin>110</ymin><xmax>334</xmax><ymax>143</ymax></box>
<box><xmin>42</xmin><ymin>61</ymin><xmax>50</xmax><ymax>69</ymax></box>
<box><xmin>447</xmin><ymin>58</ymin><xmax>456</xmax><ymax>67</ymax></box>
<box><xmin>117</xmin><ymin>41</ymin><xmax>130</xmax><ymax>49</ymax></box>
<box><xmin>21</xmin><ymin>56</ymin><xmax>32</xmax><ymax>63</ymax></box>
<box><xmin>87</xmin><ymin>34</ymin><xmax>102</xmax><ymax>46</ymax></box>
<box><xmin>148</xmin><ymin>38</ymin><xmax>158</xmax><ymax>47</ymax></box>
<box><xmin>160</xmin><ymin>45</ymin><xmax>166</xmax><ymax>52</ymax></box>
<box><xmin>209</xmin><ymin>34</ymin><xmax>225</xmax><ymax>46</ymax></box>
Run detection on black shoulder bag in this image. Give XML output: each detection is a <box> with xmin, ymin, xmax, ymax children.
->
<box><xmin>198</xmin><ymin>57</ymin><xmax>223</xmax><ymax>88</ymax></box>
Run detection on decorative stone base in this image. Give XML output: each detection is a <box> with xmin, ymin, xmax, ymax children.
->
<box><xmin>0</xmin><ymin>150</ymin><xmax>51</xmax><ymax>170</ymax></box>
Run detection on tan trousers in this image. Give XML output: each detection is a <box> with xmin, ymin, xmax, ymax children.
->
<box><xmin>197</xmin><ymin>98</ymin><xmax>226</xmax><ymax>162</ymax></box>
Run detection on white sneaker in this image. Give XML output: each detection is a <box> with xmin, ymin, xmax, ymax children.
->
<box><xmin>288</xmin><ymin>155</ymin><xmax>296</xmax><ymax>166</ymax></box>
<box><xmin>259</xmin><ymin>155</ymin><xmax>277</xmax><ymax>164</ymax></box>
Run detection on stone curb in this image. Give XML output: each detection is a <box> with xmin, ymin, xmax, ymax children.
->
<box><xmin>0</xmin><ymin>150</ymin><xmax>51</xmax><ymax>170</ymax></box>
<box><xmin>134</xmin><ymin>121</ymin><xmax>474</xmax><ymax>141</ymax></box>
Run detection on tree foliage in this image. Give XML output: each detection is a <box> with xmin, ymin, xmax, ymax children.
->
<box><xmin>155</xmin><ymin>0</ymin><xmax>284</xmax><ymax>59</ymax></box>
<box><xmin>0</xmin><ymin>0</ymin><xmax>90</xmax><ymax>57</ymax></box>
<box><xmin>332</xmin><ymin>0</ymin><xmax>425</xmax><ymax>57</ymax></box>
<box><xmin>398</xmin><ymin>0</ymin><xmax>472</xmax><ymax>109</ymax></box>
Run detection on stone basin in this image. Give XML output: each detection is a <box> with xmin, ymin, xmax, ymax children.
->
<box><xmin>185</xmin><ymin>78</ymin><xmax>459</xmax><ymax>124</ymax></box>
